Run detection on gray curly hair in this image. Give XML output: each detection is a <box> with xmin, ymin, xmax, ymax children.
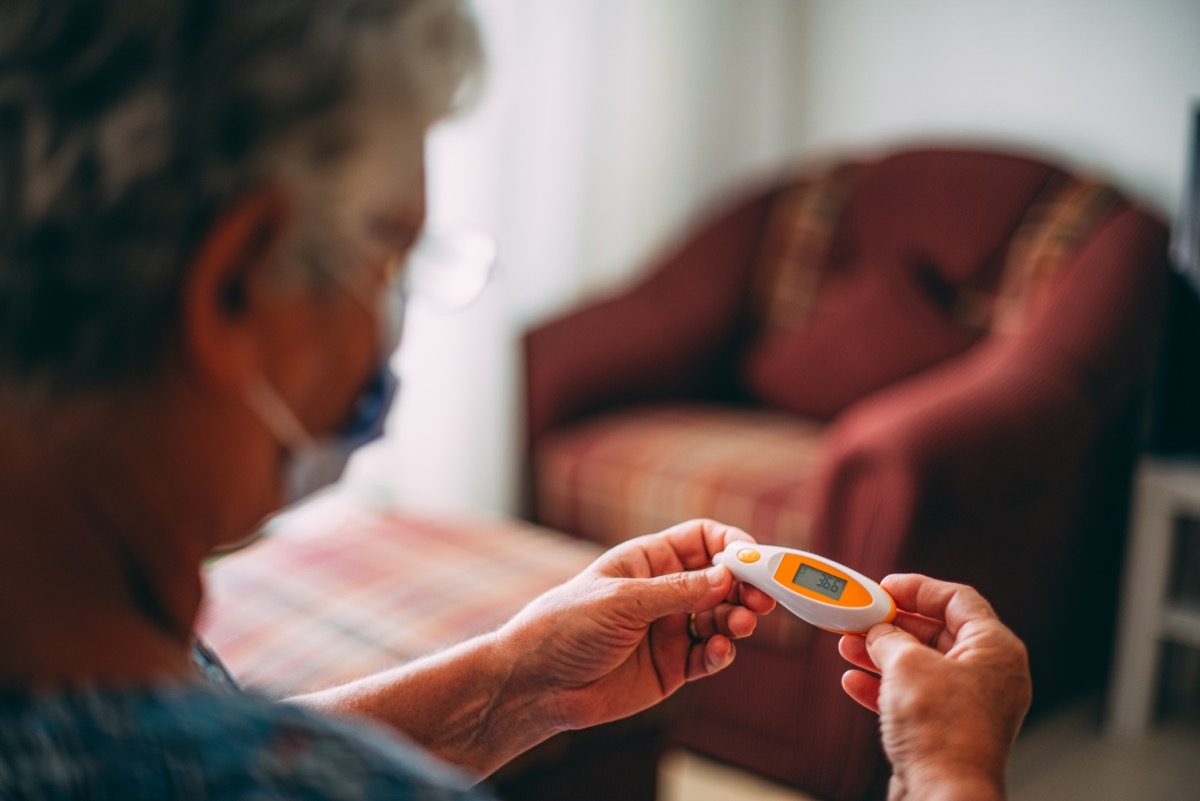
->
<box><xmin>0</xmin><ymin>0</ymin><xmax>481</xmax><ymax>396</ymax></box>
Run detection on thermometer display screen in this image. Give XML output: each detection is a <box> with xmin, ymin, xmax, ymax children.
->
<box><xmin>794</xmin><ymin>563</ymin><xmax>847</xmax><ymax>600</ymax></box>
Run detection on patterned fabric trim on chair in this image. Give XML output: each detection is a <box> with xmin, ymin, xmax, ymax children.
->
<box><xmin>957</xmin><ymin>176</ymin><xmax>1123</xmax><ymax>334</ymax></box>
<box><xmin>751</xmin><ymin>165</ymin><xmax>861</xmax><ymax>333</ymax></box>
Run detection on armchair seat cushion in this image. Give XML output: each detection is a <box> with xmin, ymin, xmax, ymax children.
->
<box><xmin>535</xmin><ymin>403</ymin><xmax>826</xmax><ymax>652</ymax></box>
<box><xmin>536</xmin><ymin>404</ymin><xmax>823</xmax><ymax>549</ymax></box>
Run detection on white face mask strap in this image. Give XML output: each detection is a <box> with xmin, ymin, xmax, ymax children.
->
<box><xmin>244</xmin><ymin>376</ymin><xmax>316</xmax><ymax>450</ymax></box>
<box><xmin>328</xmin><ymin>265</ymin><xmax>407</xmax><ymax>357</ymax></box>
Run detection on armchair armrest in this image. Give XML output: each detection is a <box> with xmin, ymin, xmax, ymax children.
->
<box><xmin>524</xmin><ymin>184</ymin><xmax>780</xmax><ymax>445</ymax></box>
<box><xmin>809</xmin><ymin>344</ymin><xmax>1129</xmax><ymax>707</ymax></box>
<box><xmin>811</xmin><ymin>343</ymin><xmax>1094</xmax><ymax>567</ymax></box>
<box><xmin>808</xmin><ymin>204</ymin><xmax>1168</xmax><ymax>574</ymax></box>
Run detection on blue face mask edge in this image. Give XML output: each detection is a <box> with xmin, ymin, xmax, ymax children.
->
<box><xmin>243</xmin><ymin>285</ymin><xmax>406</xmax><ymax>507</ymax></box>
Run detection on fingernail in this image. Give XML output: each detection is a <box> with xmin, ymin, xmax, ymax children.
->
<box><xmin>707</xmin><ymin>566</ymin><xmax>727</xmax><ymax>587</ymax></box>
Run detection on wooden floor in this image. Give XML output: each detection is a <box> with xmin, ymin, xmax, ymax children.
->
<box><xmin>659</xmin><ymin>694</ymin><xmax>1200</xmax><ymax>801</ymax></box>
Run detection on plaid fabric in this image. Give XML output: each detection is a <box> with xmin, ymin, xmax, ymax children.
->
<box><xmin>751</xmin><ymin>164</ymin><xmax>859</xmax><ymax>333</ymax></box>
<box><xmin>534</xmin><ymin>403</ymin><xmax>824</xmax><ymax>651</ymax></box>
<box><xmin>198</xmin><ymin>500</ymin><xmax>602</xmax><ymax>698</ymax></box>
<box><xmin>535</xmin><ymin>404</ymin><xmax>822</xmax><ymax>551</ymax></box>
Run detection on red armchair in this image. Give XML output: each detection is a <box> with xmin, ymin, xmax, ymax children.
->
<box><xmin>523</xmin><ymin>147</ymin><xmax>1168</xmax><ymax>800</ymax></box>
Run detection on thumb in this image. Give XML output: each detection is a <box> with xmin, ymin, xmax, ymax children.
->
<box><xmin>864</xmin><ymin>622</ymin><xmax>929</xmax><ymax>673</ymax></box>
<box><xmin>619</xmin><ymin>565</ymin><xmax>731</xmax><ymax>623</ymax></box>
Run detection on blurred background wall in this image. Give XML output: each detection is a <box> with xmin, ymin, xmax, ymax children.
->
<box><xmin>347</xmin><ymin>0</ymin><xmax>1200</xmax><ymax>516</ymax></box>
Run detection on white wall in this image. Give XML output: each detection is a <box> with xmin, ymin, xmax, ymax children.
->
<box><xmin>348</xmin><ymin>0</ymin><xmax>811</xmax><ymax>514</ymax></box>
<box><xmin>347</xmin><ymin>0</ymin><xmax>1200</xmax><ymax>517</ymax></box>
<box><xmin>790</xmin><ymin>0</ymin><xmax>1200</xmax><ymax>216</ymax></box>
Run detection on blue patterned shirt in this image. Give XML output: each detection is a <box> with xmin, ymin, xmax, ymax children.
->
<box><xmin>0</xmin><ymin>643</ymin><xmax>497</xmax><ymax>800</ymax></box>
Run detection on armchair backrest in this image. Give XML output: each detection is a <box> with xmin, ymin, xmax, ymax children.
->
<box><xmin>741</xmin><ymin>147</ymin><xmax>1148</xmax><ymax>420</ymax></box>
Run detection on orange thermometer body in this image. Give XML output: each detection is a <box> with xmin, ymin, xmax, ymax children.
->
<box><xmin>713</xmin><ymin>543</ymin><xmax>896</xmax><ymax>634</ymax></box>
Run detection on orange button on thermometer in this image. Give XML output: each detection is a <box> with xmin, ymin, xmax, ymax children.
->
<box><xmin>713</xmin><ymin>543</ymin><xmax>895</xmax><ymax>634</ymax></box>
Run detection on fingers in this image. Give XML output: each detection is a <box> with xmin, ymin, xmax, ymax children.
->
<box><xmin>890</xmin><ymin>610</ymin><xmax>951</xmax><ymax>653</ymax></box>
<box><xmin>881</xmin><ymin>574</ymin><xmax>998</xmax><ymax>638</ymax></box>
<box><xmin>687</xmin><ymin>635</ymin><xmax>736</xmax><ymax>680</ymax></box>
<box><xmin>863</xmin><ymin>621</ymin><xmax>942</xmax><ymax>677</ymax></box>
<box><xmin>599</xmin><ymin>564</ymin><xmax>773</xmax><ymax>640</ymax></box>
<box><xmin>689</xmin><ymin>602</ymin><xmax>759</xmax><ymax>641</ymax></box>
<box><xmin>589</xmin><ymin>521</ymin><xmax>776</xmax><ymax>675</ymax></box>
<box><xmin>731</xmin><ymin>582</ymin><xmax>777</xmax><ymax>615</ymax></box>
<box><xmin>841</xmin><ymin>669</ymin><xmax>881</xmax><ymax>713</ymax></box>
<box><xmin>839</xmin><ymin>616</ymin><xmax>946</xmax><ymax>678</ymax></box>
<box><xmin>615</xmin><ymin>519</ymin><xmax>756</xmax><ymax>578</ymax></box>
<box><xmin>838</xmin><ymin>633</ymin><xmax>878</xmax><ymax>673</ymax></box>
<box><xmin>594</xmin><ymin>519</ymin><xmax>772</xmax><ymax>628</ymax></box>
<box><xmin>638</xmin><ymin>520</ymin><xmax>773</xmax><ymax>615</ymax></box>
<box><xmin>620</xmin><ymin>564</ymin><xmax>733</xmax><ymax>623</ymax></box>
<box><xmin>662</xmin><ymin>518</ymin><xmax>755</xmax><ymax>565</ymax></box>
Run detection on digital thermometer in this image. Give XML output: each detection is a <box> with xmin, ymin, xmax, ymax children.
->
<box><xmin>713</xmin><ymin>543</ymin><xmax>896</xmax><ymax>634</ymax></box>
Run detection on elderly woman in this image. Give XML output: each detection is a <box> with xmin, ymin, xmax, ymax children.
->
<box><xmin>0</xmin><ymin>0</ymin><xmax>1030</xmax><ymax>799</ymax></box>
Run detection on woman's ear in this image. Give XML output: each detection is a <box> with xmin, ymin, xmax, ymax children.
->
<box><xmin>181</xmin><ymin>188</ymin><xmax>291</xmax><ymax>392</ymax></box>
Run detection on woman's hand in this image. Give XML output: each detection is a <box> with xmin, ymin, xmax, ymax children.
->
<box><xmin>496</xmin><ymin>519</ymin><xmax>776</xmax><ymax>733</ymax></box>
<box><xmin>838</xmin><ymin>574</ymin><xmax>1032</xmax><ymax>801</ymax></box>
<box><xmin>293</xmin><ymin>519</ymin><xmax>774</xmax><ymax>779</ymax></box>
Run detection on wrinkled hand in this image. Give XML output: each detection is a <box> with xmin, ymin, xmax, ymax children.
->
<box><xmin>838</xmin><ymin>575</ymin><xmax>1031</xmax><ymax>801</ymax></box>
<box><xmin>496</xmin><ymin>519</ymin><xmax>776</xmax><ymax>733</ymax></box>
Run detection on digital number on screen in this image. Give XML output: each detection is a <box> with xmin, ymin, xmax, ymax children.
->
<box><xmin>793</xmin><ymin>563</ymin><xmax>847</xmax><ymax>600</ymax></box>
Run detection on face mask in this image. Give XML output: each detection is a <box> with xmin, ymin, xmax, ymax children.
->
<box><xmin>244</xmin><ymin>227</ymin><xmax>493</xmax><ymax>505</ymax></box>
<box><xmin>245</xmin><ymin>286</ymin><xmax>405</xmax><ymax>505</ymax></box>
